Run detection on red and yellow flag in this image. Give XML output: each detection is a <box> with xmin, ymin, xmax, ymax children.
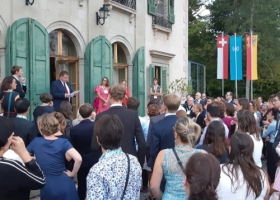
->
<box><xmin>246</xmin><ymin>35</ymin><xmax>258</xmax><ymax>80</ymax></box>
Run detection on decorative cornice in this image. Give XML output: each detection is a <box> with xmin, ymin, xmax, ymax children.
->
<box><xmin>149</xmin><ymin>50</ymin><xmax>175</xmax><ymax>60</ymax></box>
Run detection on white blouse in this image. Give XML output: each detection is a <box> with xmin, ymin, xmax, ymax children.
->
<box><xmin>217</xmin><ymin>164</ymin><xmax>268</xmax><ymax>200</ymax></box>
<box><xmin>247</xmin><ymin>133</ymin><xmax>263</xmax><ymax>167</ymax></box>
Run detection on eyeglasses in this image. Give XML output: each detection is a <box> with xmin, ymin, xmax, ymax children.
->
<box><xmin>273</xmin><ymin>99</ymin><xmax>279</xmax><ymax>102</ymax></box>
<box><xmin>102</xmin><ymin>79</ymin><xmax>107</xmax><ymax>82</ymax></box>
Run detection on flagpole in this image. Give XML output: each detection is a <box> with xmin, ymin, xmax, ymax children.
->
<box><xmin>222</xmin><ymin>32</ymin><xmax>224</xmax><ymax>97</ymax></box>
<box><xmin>234</xmin><ymin>33</ymin><xmax>238</xmax><ymax>98</ymax></box>
<box><xmin>250</xmin><ymin>30</ymin><xmax>253</xmax><ymax>100</ymax></box>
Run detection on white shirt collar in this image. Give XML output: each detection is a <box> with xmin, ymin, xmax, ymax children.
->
<box><xmin>165</xmin><ymin>113</ymin><xmax>176</xmax><ymax>117</ymax></box>
<box><xmin>16</xmin><ymin>115</ymin><xmax>27</xmax><ymax>120</ymax></box>
<box><xmin>13</xmin><ymin>75</ymin><xmax>19</xmax><ymax>81</ymax></box>
<box><xmin>111</xmin><ymin>103</ymin><xmax>122</xmax><ymax>107</ymax></box>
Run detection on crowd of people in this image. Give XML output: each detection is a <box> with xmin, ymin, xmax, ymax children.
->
<box><xmin>1</xmin><ymin>66</ymin><xmax>280</xmax><ymax>200</ymax></box>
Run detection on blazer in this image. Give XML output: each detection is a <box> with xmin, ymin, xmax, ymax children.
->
<box><xmin>12</xmin><ymin>117</ymin><xmax>36</xmax><ymax>146</ymax></box>
<box><xmin>196</xmin><ymin>113</ymin><xmax>206</xmax><ymax>130</ymax></box>
<box><xmin>50</xmin><ymin>79</ymin><xmax>73</xmax><ymax>111</ymax></box>
<box><xmin>146</xmin><ymin>113</ymin><xmax>165</xmax><ymax>168</ymax></box>
<box><xmin>149</xmin><ymin>115</ymin><xmax>178</xmax><ymax>165</ymax></box>
<box><xmin>70</xmin><ymin>119</ymin><xmax>101</xmax><ymax>168</ymax></box>
<box><xmin>13</xmin><ymin>78</ymin><xmax>26</xmax><ymax>98</ymax></box>
<box><xmin>91</xmin><ymin>106</ymin><xmax>146</xmax><ymax>167</ymax></box>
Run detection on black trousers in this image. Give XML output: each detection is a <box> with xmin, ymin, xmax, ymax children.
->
<box><xmin>77</xmin><ymin>167</ymin><xmax>91</xmax><ymax>200</ymax></box>
<box><xmin>267</xmin><ymin>141</ymin><xmax>277</xmax><ymax>183</ymax></box>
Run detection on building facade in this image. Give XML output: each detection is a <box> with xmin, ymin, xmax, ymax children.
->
<box><xmin>0</xmin><ymin>0</ymin><xmax>188</xmax><ymax>116</ymax></box>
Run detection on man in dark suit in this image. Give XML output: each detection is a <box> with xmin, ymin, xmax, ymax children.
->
<box><xmin>11</xmin><ymin>66</ymin><xmax>27</xmax><ymax>98</ymax></box>
<box><xmin>225</xmin><ymin>91</ymin><xmax>235</xmax><ymax>104</ymax></box>
<box><xmin>12</xmin><ymin>98</ymin><xmax>36</xmax><ymax>146</ymax></box>
<box><xmin>50</xmin><ymin>71</ymin><xmax>73</xmax><ymax>111</ymax></box>
<box><xmin>91</xmin><ymin>84</ymin><xmax>145</xmax><ymax>167</ymax></box>
<box><xmin>70</xmin><ymin>103</ymin><xmax>101</xmax><ymax>200</ymax></box>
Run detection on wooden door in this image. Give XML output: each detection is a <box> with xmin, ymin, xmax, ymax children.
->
<box><xmin>84</xmin><ymin>36</ymin><xmax>113</xmax><ymax>103</ymax></box>
<box><xmin>133</xmin><ymin>47</ymin><xmax>145</xmax><ymax>116</ymax></box>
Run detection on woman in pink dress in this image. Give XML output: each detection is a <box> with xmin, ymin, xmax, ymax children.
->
<box><xmin>94</xmin><ymin>77</ymin><xmax>110</xmax><ymax>114</ymax></box>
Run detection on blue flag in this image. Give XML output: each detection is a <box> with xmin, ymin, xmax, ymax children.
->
<box><xmin>230</xmin><ymin>36</ymin><xmax>243</xmax><ymax>80</ymax></box>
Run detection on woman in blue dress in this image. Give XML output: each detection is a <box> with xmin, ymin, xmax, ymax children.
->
<box><xmin>27</xmin><ymin>113</ymin><xmax>82</xmax><ymax>200</ymax></box>
<box><xmin>150</xmin><ymin>117</ymin><xmax>207</xmax><ymax>200</ymax></box>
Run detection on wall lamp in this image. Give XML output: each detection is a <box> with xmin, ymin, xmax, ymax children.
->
<box><xmin>96</xmin><ymin>5</ymin><xmax>109</xmax><ymax>25</ymax></box>
<box><xmin>26</xmin><ymin>0</ymin><xmax>34</xmax><ymax>5</ymax></box>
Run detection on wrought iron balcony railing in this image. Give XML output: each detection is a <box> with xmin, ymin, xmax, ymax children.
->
<box><xmin>112</xmin><ymin>0</ymin><xmax>136</xmax><ymax>10</ymax></box>
<box><xmin>152</xmin><ymin>16</ymin><xmax>173</xmax><ymax>30</ymax></box>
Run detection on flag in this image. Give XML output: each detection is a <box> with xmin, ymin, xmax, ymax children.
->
<box><xmin>230</xmin><ymin>36</ymin><xmax>243</xmax><ymax>80</ymax></box>
<box><xmin>217</xmin><ymin>35</ymin><xmax>229</xmax><ymax>79</ymax></box>
<box><xmin>246</xmin><ymin>35</ymin><xmax>258</xmax><ymax>80</ymax></box>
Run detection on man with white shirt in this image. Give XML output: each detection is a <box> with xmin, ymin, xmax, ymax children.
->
<box><xmin>91</xmin><ymin>84</ymin><xmax>145</xmax><ymax>167</ymax></box>
<box><xmin>12</xmin><ymin>98</ymin><xmax>36</xmax><ymax>146</ymax></box>
<box><xmin>50</xmin><ymin>71</ymin><xmax>73</xmax><ymax>111</ymax></box>
<box><xmin>11</xmin><ymin>66</ymin><xmax>27</xmax><ymax>98</ymax></box>
<box><xmin>225</xmin><ymin>91</ymin><xmax>235</xmax><ymax>104</ymax></box>
<box><xmin>198</xmin><ymin>103</ymin><xmax>229</xmax><ymax>146</ymax></box>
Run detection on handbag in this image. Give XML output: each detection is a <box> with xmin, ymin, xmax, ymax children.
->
<box><xmin>121</xmin><ymin>153</ymin><xmax>130</xmax><ymax>200</ymax></box>
<box><xmin>172</xmin><ymin>148</ymin><xmax>185</xmax><ymax>173</ymax></box>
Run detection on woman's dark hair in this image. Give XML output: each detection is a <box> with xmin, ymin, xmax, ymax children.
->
<box><xmin>94</xmin><ymin>114</ymin><xmax>124</xmax><ymax>150</ymax></box>
<box><xmin>212</xmin><ymin>101</ymin><xmax>226</xmax><ymax>119</ymax></box>
<box><xmin>1</xmin><ymin>76</ymin><xmax>16</xmax><ymax>91</ymax></box>
<box><xmin>225</xmin><ymin>103</ymin><xmax>235</xmax><ymax>117</ymax></box>
<box><xmin>153</xmin><ymin>78</ymin><xmax>159</xmax><ymax>83</ymax></box>
<box><xmin>185</xmin><ymin>153</ymin><xmax>220</xmax><ymax>200</ymax></box>
<box><xmin>223</xmin><ymin>131</ymin><xmax>265</xmax><ymax>198</ymax></box>
<box><xmin>237</xmin><ymin>98</ymin><xmax>250</xmax><ymax>110</ymax></box>
<box><xmin>237</xmin><ymin>110</ymin><xmax>260</xmax><ymax>140</ymax></box>
<box><xmin>203</xmin><ymin>121</ymin><xmax>228</xmax><ymax>157</ymax></box>
<box><xmin>40</xmin><ymin>93</ymin><xmax>53</xmax><ymax>103</ymax></box>
<box><xmin>101</xmin><ymin>77</ymin><xmax>110</xmax><ymax>87</ymax></box>
<box><xmin>267</xmin><ymin>108</ymin><xmax>278</xmax><ymax>120</ymax></box>
<box><xmin>59</xmin><ymin>101</ymin><xmax>73</xmax><ymax>121</ymax></box>
<box><xmin>147</xmin><ymin>104</ymin><xmax>160</xmax><ymax>117</ymax></box>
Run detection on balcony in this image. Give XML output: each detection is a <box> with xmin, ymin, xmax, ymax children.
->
<box><xmin>152</xmin><ymin>15</ymin><xmax>173</xmax><ymax>38</ymax></box>
<box><xmin>104</xmin><ymin>0</ymin><xmax>136</xmax><ymax>16</ymax></box>
<box><xmin>112</xmin><ymin>0</ymin><xmax>136</xmax><ymax>10</ymax></box>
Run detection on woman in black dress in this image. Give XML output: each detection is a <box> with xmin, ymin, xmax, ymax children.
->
<box><xmin>1</xmin><ymin>76</ymin><xmax>19</xmax><ymax>118</ymax></box>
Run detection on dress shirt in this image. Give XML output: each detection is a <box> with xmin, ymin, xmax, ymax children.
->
<box><xmin>13</xmin><ymin>75</ymin><xmax>26</xmax><ymax>86</ymax></box>
<box><xmin>16</xmin><ymin>115</ymin><xmax>27</xmax><ymax>120</ymax></box>
<box><xmin>86</xmin><ymin>148</ymin><xmax>142</xmax><ymax>200</ymax></box>
<box><xmin>198</xmin><ymin>118</ymin><xmax>229</xmax><ymax>146</ymax></box>
<box><xmin>165</xmin><ymin>113</ymin><xmax>177</xmax><ymax>117</ymax></box>
<box><xmin>263</xmin><ymin>120</ymin><xmax>277</xmax><ymax>143</ymax></box>
<box><xmin>61</xmin><ymin>80</ymin><xmax>70</xmax><ymax>102</ymax></box>
<box><xmin>110</xmin><ymin>103</ymin><xmax>122</xmax><ymax>107</ymax></box>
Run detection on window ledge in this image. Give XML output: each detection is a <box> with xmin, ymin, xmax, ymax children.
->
<box><xmin>149</xmin><ymin>50</ymin><xmax>175</xmax><ymax>60</ymax></box>
<box><xmin>104</xmin><ymin>0</ymin><xmax>137</xmax><ymax>15</ymax></box>
<box><xmin>152</xmin><ymin>24</ymin><xmax>172</xmax><ymax>38</ymax></box>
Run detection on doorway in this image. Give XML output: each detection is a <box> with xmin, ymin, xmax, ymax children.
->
<box><xmin>49</xmin><ymin>30</ymin><xmax>79</xmax><ymax>117</ymax></box>
<box><xmin>113</xmin><ymin>42</ymin><xmax>128</xmax><ymax>84</ymax></box>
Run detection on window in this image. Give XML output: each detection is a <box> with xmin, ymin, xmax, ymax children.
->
<box><xmin>148</xmin><ymin>0</ymin><xmax>175</xmax><ymax>26</ymax></box>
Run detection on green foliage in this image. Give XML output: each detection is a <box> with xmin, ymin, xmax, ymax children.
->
<box><xmin>189</xmin><ymin>0</ymin><xmax>280</xmax><ymax>99</ymax></box>
<box><xmin>167</xmin><ymin>78</ymin><xmax>193</xmax><ymax>102</ymax></box>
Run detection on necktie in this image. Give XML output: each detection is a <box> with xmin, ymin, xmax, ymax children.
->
<box><xmin>64</xmin><ymin>83</ymin><xmax>69</xmax><ymax>101</ymax></box>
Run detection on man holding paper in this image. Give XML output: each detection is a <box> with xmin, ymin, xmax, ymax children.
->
<box><xmin>51</xmin><ymin>71</ymin><xmax>78</xmax><ymax>111</ymax></box>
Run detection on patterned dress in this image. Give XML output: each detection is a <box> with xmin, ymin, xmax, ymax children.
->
<box><xmin>162</xmin><ymin>147</ymin><xmax>202</xmax><ymax>200</ymax></box>
<box><xmin>86</xmin><ymin>148</ymin><xmax>142</xmax><ymax>200</ymax></box>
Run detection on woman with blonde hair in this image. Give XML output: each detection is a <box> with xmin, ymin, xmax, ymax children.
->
<box><xmin>27</xmin><ymin>113</ymin><xmax>82</xmax><ymax>200</ymax></box>
<box><xmin>150</xmin><ymin>117</ymin><xmax>206</xmax><ymax>200</ymax></box>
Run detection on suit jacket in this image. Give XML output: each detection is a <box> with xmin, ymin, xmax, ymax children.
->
<box><xmin>13</xmin><ymin>78</ymin><xmax>26</xmax><ymax>98</ymax></box>
<box><xmin>91</xmin><ymin>106</ymin><xmax>146</xmax><ymax>166</ymax></box>
<box><xmin>70</xmin><ymin>119</ymin><xmax>101</xmax><ymax>169</ymax></box>
<box><xmin>50</xmin><ymin>79</ymin><xmax>73</xmax><ymax>111</ymax></box>
<box><xmin>149</xmin><ymin>115</ymin><xmax>178</xmax><ymax>166</ymax></box>
<box><xmin>12</xmin><ymin>117</ymin><xmax>36</xmax><ymax>146</ymax></box>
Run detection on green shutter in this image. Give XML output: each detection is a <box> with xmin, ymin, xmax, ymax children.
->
<box><xmin>133</xmin><ymin>47</ymin><xmax>145</xmax><ymax>116</ymax></box>
<box><xmin>5</xmin><ymin>18</ymin><xmax>49</xmax><ymax>118</ymax></box>
<box><xmin>148</xmin><ymin>0</ymin><xmax>156</xmax><ymax>15</ymax></box>
<box><xmin>160</xmin><ymin>66</ymin><xmax>169</xmax><ymax>94</ymax></box>
<box><xmin>84</xmin><ymin>36</ymin><xmax>113</xmax><ymax>103</ymax></box>
<box><xmin>168</xmin><ymin>0</ymin><xmax>175</xmax><ymax>24</ymax></box>
<box><xmin>149</xmin><ymin>64</ymin><xmax>155</xmax><ymax>86</ymax></box>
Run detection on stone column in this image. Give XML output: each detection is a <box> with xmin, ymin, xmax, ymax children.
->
<box><xmin>79</xmin><ymin>57</ymin><xmax>85</xmax><ymax>104</ymax></box>
<box><xmin>0</xmin><ymin>48</ymin><xmax>5</xmax><ymax>78</ymax></box>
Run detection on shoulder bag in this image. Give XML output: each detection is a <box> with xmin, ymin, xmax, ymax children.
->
<box><xmin>121</xmin><ymin>153</ymin><xmax>130</xmax><ymax>200</ymax></box>
<box><xmin>172</xmin><ymin>148</ymin><xmax>185</xmax><ymax>173</ymax></box>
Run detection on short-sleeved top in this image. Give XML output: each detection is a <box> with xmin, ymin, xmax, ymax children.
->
<box><xmin>196</xmin><ymin>145</ymin><xmax>228</xmax><ymax>164</ymax></box>
<box><xmin>1</xmin><ymin>91</ymin><xmax>19</xmax><ymax>117</ymax></box>
<box><xmin>27</xmin><ymin>137</ymin><xmax>73</xmax><ymax>175</ymax></box>
<box><xmin>217</xmin><ymin>164</ymin><xmax>268</xmax><ymax>199</ymax></box>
